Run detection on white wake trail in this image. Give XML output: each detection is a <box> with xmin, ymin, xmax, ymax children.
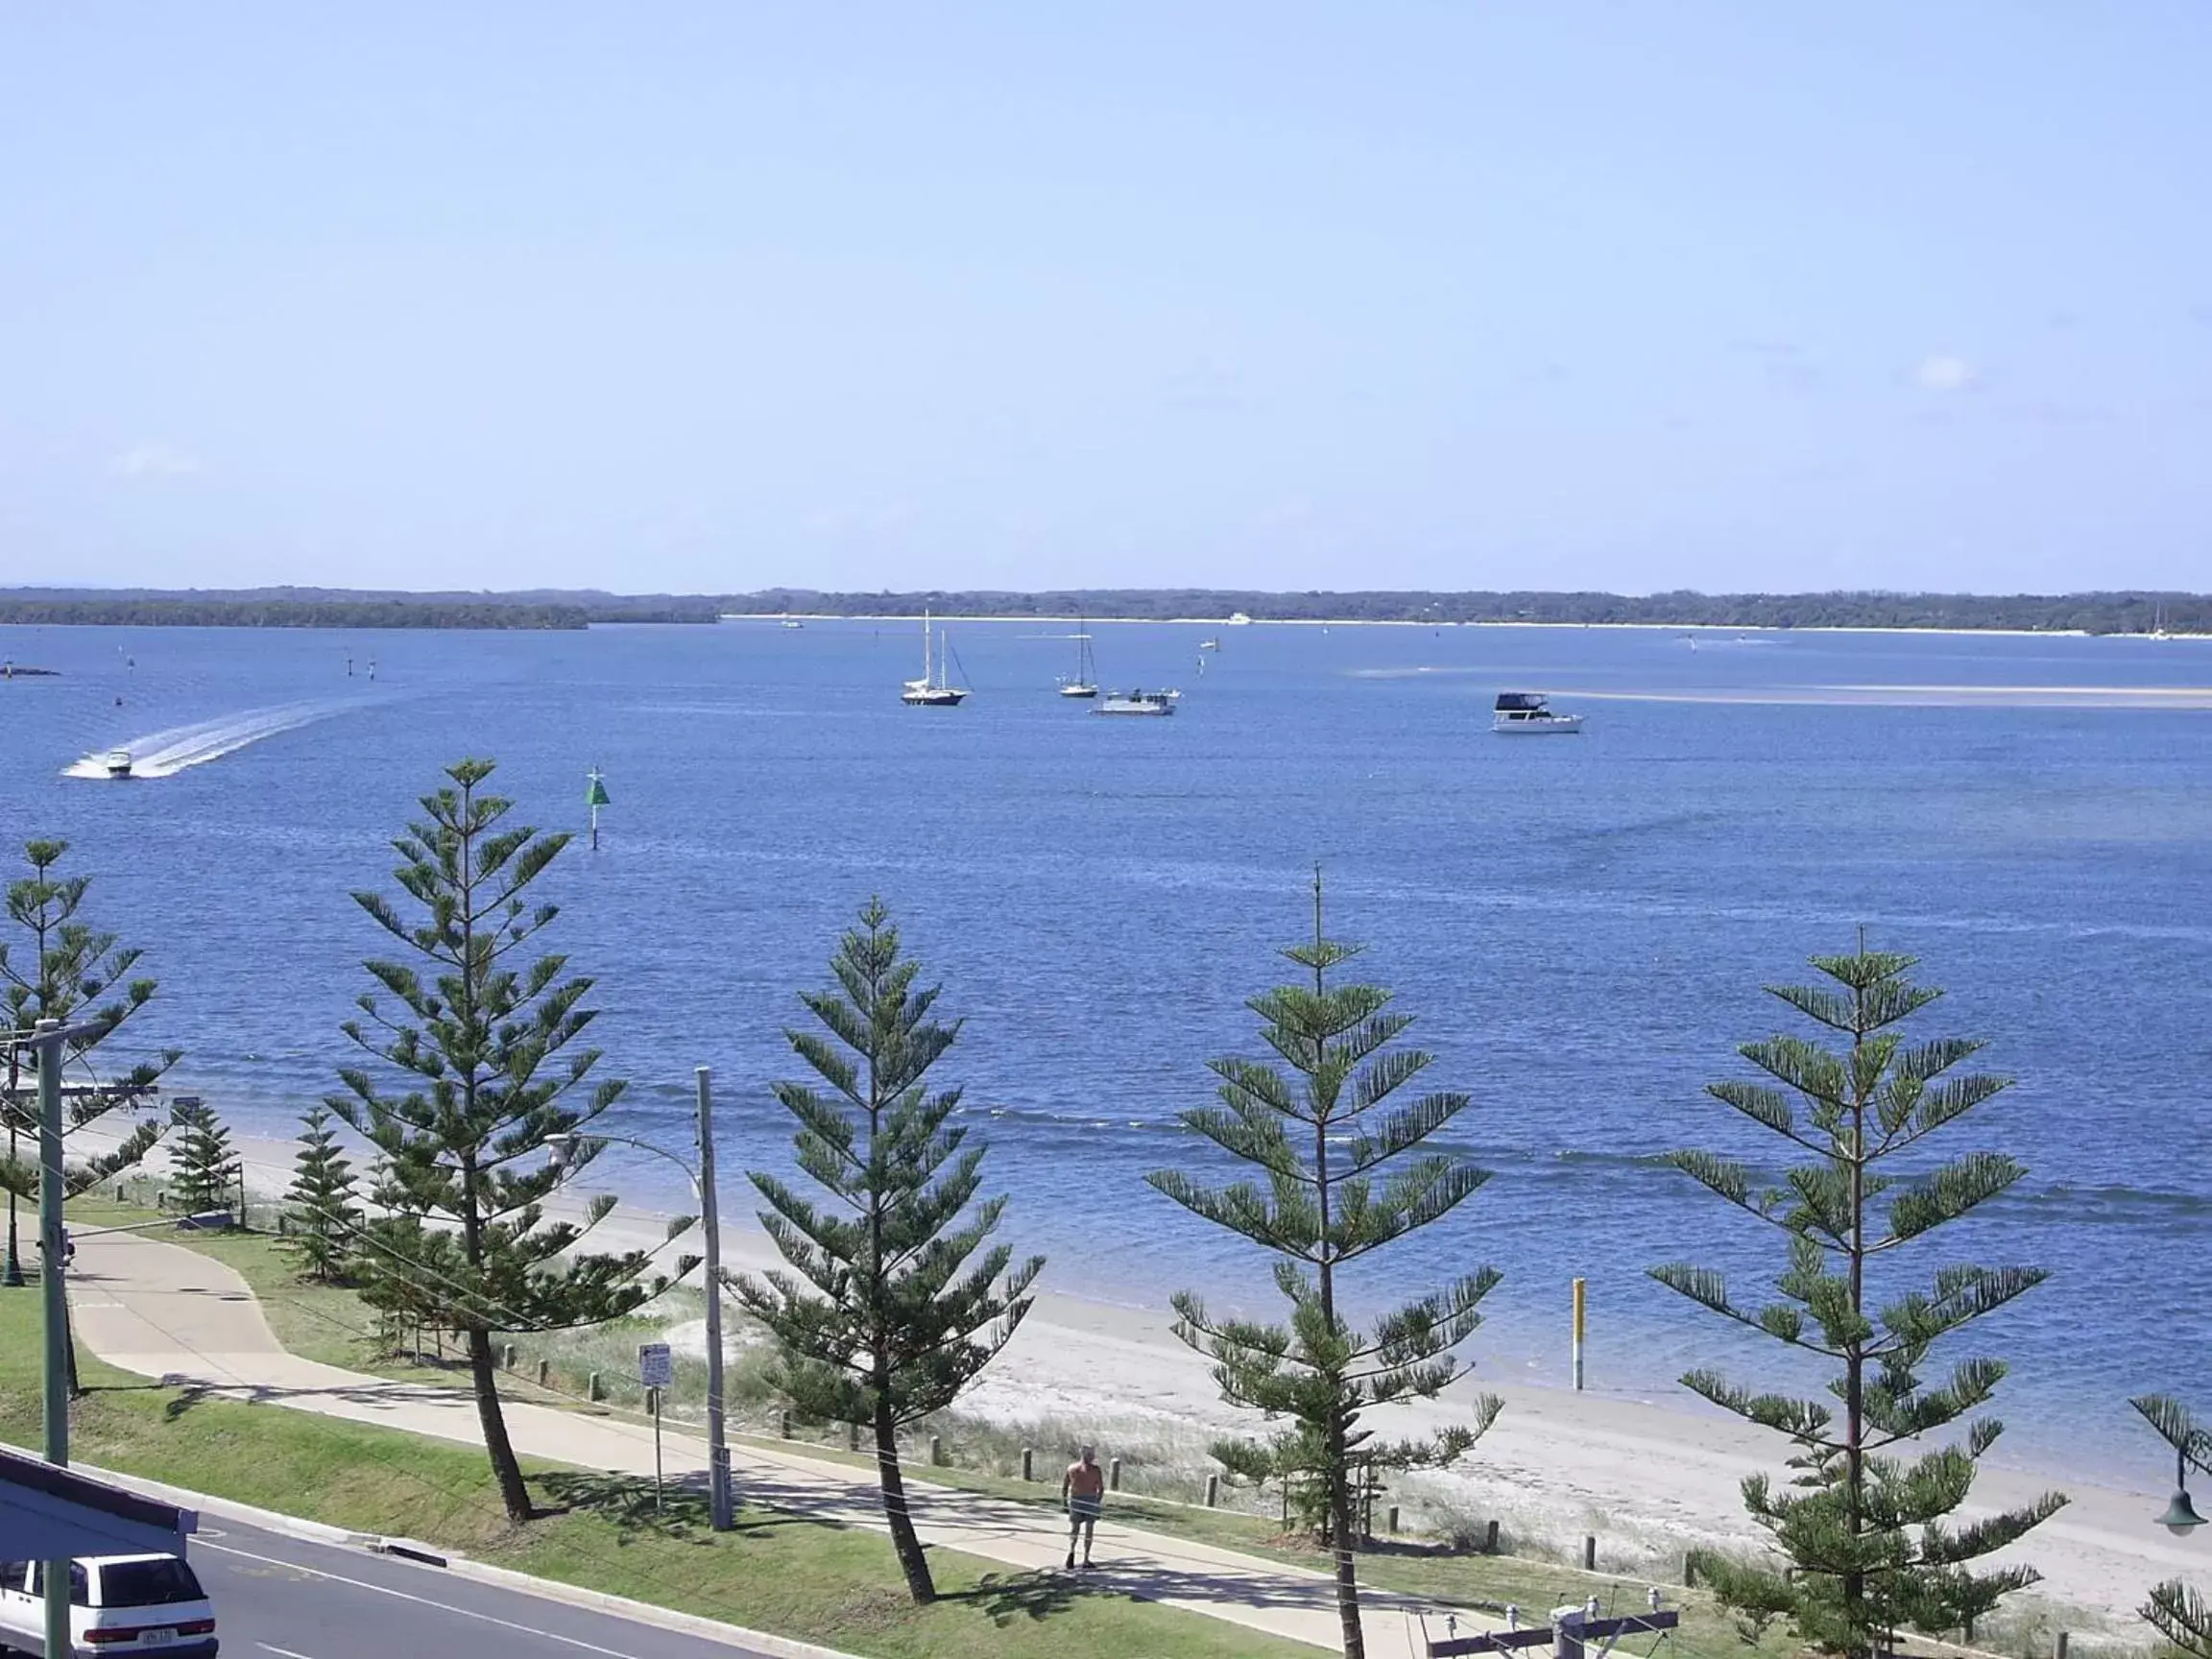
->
<box><xmin>65</xmin><ymin>701</ymin><xmax>345</xmax><ymax>780</ymax></box>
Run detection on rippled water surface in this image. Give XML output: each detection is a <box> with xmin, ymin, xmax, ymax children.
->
<box><xmin>7</xmin><ymin>618</ymin><xmax>2210</xmax><ymax>1478</ymax></box>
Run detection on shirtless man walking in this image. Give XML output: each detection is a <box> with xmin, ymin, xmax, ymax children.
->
<box><xmin>1061</xmin><ymin>1445</ymin><xmax>1106</xmax><ymax>1569</ymax></box>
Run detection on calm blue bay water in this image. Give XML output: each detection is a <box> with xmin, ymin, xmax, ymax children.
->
<box><xmin>6</xmin><ymin>618</ymin><xmax>2210</xmax><ymax>1481</ymax></box>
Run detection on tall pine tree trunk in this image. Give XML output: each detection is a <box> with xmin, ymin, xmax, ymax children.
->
<box><xmin>1328</xmin><ymin>1404</ymin><xmax>1365</xmax><ymax>1659</ymax></box>
<box><xmin>1312</xmin><ymin>1100</ymin><xmax>1365</xmax><ymax>1659</ymax></box>
<box><xmin>875</xmin><ymin>1394</ymin><xmax>934</xmax><ymax>1603</ymax></box>
<box><xmin>468</xmin><ymin>1325</ymin><xmax>533</xmax><ymax>1523</ymax></box>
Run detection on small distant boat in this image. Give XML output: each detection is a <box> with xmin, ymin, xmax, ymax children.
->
<box><xmin>1095</xmin><ymin>689</ymin><xmax>1177</xmax><ymax>717</ymax></box>
<box><xmin>1059</xmin><ymin>616</ymin><xmax>1098</xmax><ymax>698</ymax></box>
<box><xmin>781</xmin><ymin>613</ymin><xmax>805</xmax><ymax>630</ymax></box>
<box><xmin>105</xmin><ymin>750</ymin><xmax>134</xmax><ymax>779</ymax></box>
<box><xmin>1226</xmin><ymin>613</ymin><xmax>1253</xmax><ymax>626</ymax></box>
<box><xmin>1199</xmin><ymin>637</ymin><xmax>1221</xmax><ymax>651</ymax></box>
<box><xmin>901</xmin><ymin>610</ymin><xmax>967</xmax><ymax>707</ymax></box>
<box><xmin>1492</xmin><ymin>692</ymin><xmax>1582</xmax><ymax>735</ymax></box>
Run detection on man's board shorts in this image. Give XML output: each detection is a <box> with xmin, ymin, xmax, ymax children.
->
<box><xmin>1069</xmin><ymin>1493</ymin><xmax>1104</xmax><ymax>1522</ymax></box>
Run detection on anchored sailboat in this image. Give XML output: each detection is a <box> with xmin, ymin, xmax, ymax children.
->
<box><xmin>901</xmin><ymin>610</ymin><xmax>968</xmax><ymax>706</ymax></box>
<box><xmin>1059</xmin><ymin>616</ymin><xmax>1099</xmax><ymax>698</ymax></box>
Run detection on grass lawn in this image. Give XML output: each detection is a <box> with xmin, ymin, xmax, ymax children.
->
<box><xmin>9</xmin><ymin>1276</ymin><xmax>1309</xmax><ymax>1657</ymax></box>
<box><xmin>51</xmin><ymin>1198</ymin><xmax>1803</xmax><ymax>1659</ymax></box>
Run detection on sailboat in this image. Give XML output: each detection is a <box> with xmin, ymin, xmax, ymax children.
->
<box><xmin>901</xmin><ymin>610</ymin><xmax>967</xmax><ymax>706</ymax></box>
<box><xmin>1059</xmin><ymin>617</ymin><xmax>1098</xmax><ymax>698</ymax></box>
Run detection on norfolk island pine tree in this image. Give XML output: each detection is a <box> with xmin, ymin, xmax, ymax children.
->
<box><xmin>2</xmin><ymin>839</ymin><xmax>180</xmax><ymax>1279</ymax></box>
<box><xmin>282</xmin><ymin>1103</ymin><xmax>361</xmax><ymax>1282</ymax></box>
<box><xmin>1146</xmin><ymin>874</ymin><xmax>1503</xmax><ymax>1659</ymax></box>
<box><xmin>0</xmin><ymin>838</ymin><xmax>180</xmax><ymax>1394</ymax></box>
<box><xmin>1650</xmin><ymin>941</ymin><xmax>2063</xmax><ymax>1658</ymax></box>
<box><xmin>735</xmin><ymin>899</ymin><xmax>1043</xmax><ymax>1606</ymax></box>
<box><xmin>168</xmin><ymin>1099</ymin><xmax>241</xmax><ymax>1218</ymax></box>
<box><xmin>332</xmin><ymin>758</ymin><xmax>681</xmax><ymax>1523</ymax></box>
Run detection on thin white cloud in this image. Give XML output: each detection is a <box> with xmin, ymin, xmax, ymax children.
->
<box><xmin>111</xmin><ymin>442</ymin><xmax>201</xmax><ymax>477</ymax></box>
<box><xmin>1911</xmin><ymin>354</ymin><xmax>1978</xmax><ymax>394</ymax></box>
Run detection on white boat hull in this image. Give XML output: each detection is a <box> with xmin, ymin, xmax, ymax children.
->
<box><xmin>1492</xmin><ymin>715</ymin><xmax>1583</xmax><ymax>734</ymax></box>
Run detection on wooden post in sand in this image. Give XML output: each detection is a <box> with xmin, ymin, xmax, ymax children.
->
<box><xmin>1583</xmin><ymin>1534</ymin><xmax>1597</xmax><ymax>1571</ymax></box>
<box><xmin>1573</xmin><ymin>1277</ymin><xmax>1587</xmax><ymax>1390</ymax></box>
<box><xmin>1205</xmin><ymin>1474</ymin><xmax>1220</xmax><ymax>1508</ymax></box>
<box><xmin>1108</xmin><ymin>1456</ymin><xmax>1122</xmax><ymax>1491</ymax></box>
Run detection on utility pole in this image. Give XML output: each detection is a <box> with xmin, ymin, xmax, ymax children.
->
<box><xmin>36</xmin><ymin>1017</ymin><xmax>72</xmax><ymax>1659</ymax></box>
<box><xmin>697</xmin><ymin>1066</ymin><xmax>733</xmax><ymax>1532</ymax></box>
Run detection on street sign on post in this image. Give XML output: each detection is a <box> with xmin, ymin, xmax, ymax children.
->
<box><xmin>637</xmin><ymin>1341</ymin><xmax>673</xmax><ymax>1514</ymax></box>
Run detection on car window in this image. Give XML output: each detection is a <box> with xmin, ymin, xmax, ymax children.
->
<box><xmin>0</xmin><ymin>1560</ymin><xmax>25</xmax><ymax>1593</ymax></box>
<box><xmin>28</xmin><ymin>1561</ymin><xmax>91</xmax><ymax>1605</ymax></box>
<box><xmin>95</xmin><ymin>1557</ymin><xmax>205</xmax><ymax>1607</ymax></box>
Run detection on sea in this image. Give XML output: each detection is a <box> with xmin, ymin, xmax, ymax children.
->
<box><xmin>5</xmin><ymin>616</ymin><xmax>2209</xmax><ymax>1485</ymax></box>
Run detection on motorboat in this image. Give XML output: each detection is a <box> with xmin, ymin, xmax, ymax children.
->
<box><xmin>105</xmin><ymin>750</ymin><xmax>134</xmax><ymax>779</ymax></box>
<box><xmin>1492</xmin><ymin>692</ymin><xmax>1582</xmax><ymax>734</ymax></box>
<box><xmin>1198</xmin><ymin>637</ymin><xmax>1221</xmax><ymax>651</ymax></box>
<box><xmin>1095</xmin><ymin>689</ymin><xmax>1177</xmax><ymax>717</ymax></box>
<box><xmin>901</xmin><ymin>609</ymin><xmax>968</xmax><ymax>706</ymax></box>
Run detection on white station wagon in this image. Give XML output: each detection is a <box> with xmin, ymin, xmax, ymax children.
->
<box><xmin>0</xmin><ymin>1553</ymin><xmax>218</xmax><ymax>1656</ymax></box>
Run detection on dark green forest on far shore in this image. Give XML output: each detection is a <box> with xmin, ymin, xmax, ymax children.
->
<box><xmin>1</xmin><ymin>585</ymin><xmax>2207</xmax><ymax>635</ymax></box>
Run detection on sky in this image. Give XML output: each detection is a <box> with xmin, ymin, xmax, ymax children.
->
<box><xmin>5</xmin><ymin>3</ymin><xmax>2210</xmax><ymax>596</ymax></box>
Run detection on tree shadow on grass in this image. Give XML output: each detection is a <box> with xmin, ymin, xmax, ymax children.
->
<box><xmin>535</xmin><ymin>1469</ymin><xmax>815</xmax><ymax>1546</ymax></box>
<box><xmin>951</xmin><ymin>1569</ymin><xmax>1087</xmax><ymax>1626</ymax></box>
<box><xmin>161</xmin><ymin>1382</ymin><xmax>217</xmax><ymax>1422</ymax></box>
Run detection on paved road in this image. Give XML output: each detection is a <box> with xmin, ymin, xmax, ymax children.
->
<box><xmin>182</xmin><ymin>1516</ymin><xmax>780</xmax><ymax>1659</ymax></box>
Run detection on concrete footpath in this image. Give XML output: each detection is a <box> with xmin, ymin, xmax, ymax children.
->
<box><xmin>69</xmin><ymin>1229</ymin><xmax>1446</xmax><ymax>1656</ymax></box>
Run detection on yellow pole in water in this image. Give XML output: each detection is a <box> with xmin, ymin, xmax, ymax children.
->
<box><xmin>1573</xmin><ymin>1278</ymin><xmax>1586</xmax><ymax>1390</ymax></box>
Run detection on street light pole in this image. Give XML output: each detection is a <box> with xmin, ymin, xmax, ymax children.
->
<box><xmin>547</xmin><ymin>1089</ymin><xmax>735</xmax><ymax>1535</ymax></box>
<box><xmin>696</xmin><ymin>1067</ymin><xmax>733</xmax><ymax>1533</ymax></box>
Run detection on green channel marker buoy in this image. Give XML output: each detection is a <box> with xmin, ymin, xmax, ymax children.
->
<box><xmin>588</xmin><ymin>767</ymin><xmax>611</xmax><ymax>850</ymax></box>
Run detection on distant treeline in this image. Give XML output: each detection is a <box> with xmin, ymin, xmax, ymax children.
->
<box><xmin>729</xmin><ymin>588</ymin><xmax>2212</xmax><ymax>635</ymax></box>
<box><xmin>3</xmin><ymin>586</ymin><xmax>2207</xmax><ymax>635</ymax></box>
<box><xmin>0</xmin><ymin>589</ymin><xmax>719</xmax><ymax>629</ymax></box>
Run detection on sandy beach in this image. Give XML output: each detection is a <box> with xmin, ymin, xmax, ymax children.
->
<box><xmin>72</xmin><ymin>1121</ymin><xmax>2185</xmax><ymax>1637</ymax></box>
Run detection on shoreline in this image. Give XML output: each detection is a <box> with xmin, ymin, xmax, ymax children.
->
<box><xmin>712</xmin><ymin>613</ymin><xmax>2151</xmax><ymax>641</ymax></box>
<box><xmin>106</xmin><ymin>1119</ymin><xmax>2188</xmax><ymax>1633</ymax></box>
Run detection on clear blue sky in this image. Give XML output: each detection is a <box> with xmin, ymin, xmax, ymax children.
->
<box><xmin>7</xmin><ymin>3</ymin><xmax>2209</xmax><ymax>595</ymax></box>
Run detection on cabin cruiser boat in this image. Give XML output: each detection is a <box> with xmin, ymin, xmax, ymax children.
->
<box><xmin>1492</xmin><ymin>692</ymin><xmax>1582</xmax><ymax>734</ymax></box>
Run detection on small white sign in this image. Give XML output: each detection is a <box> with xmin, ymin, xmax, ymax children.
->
<box><xmin>637</xmin><ymin>1342</ymin><xmax>674</xmax><ymax>1390</ymax></box>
